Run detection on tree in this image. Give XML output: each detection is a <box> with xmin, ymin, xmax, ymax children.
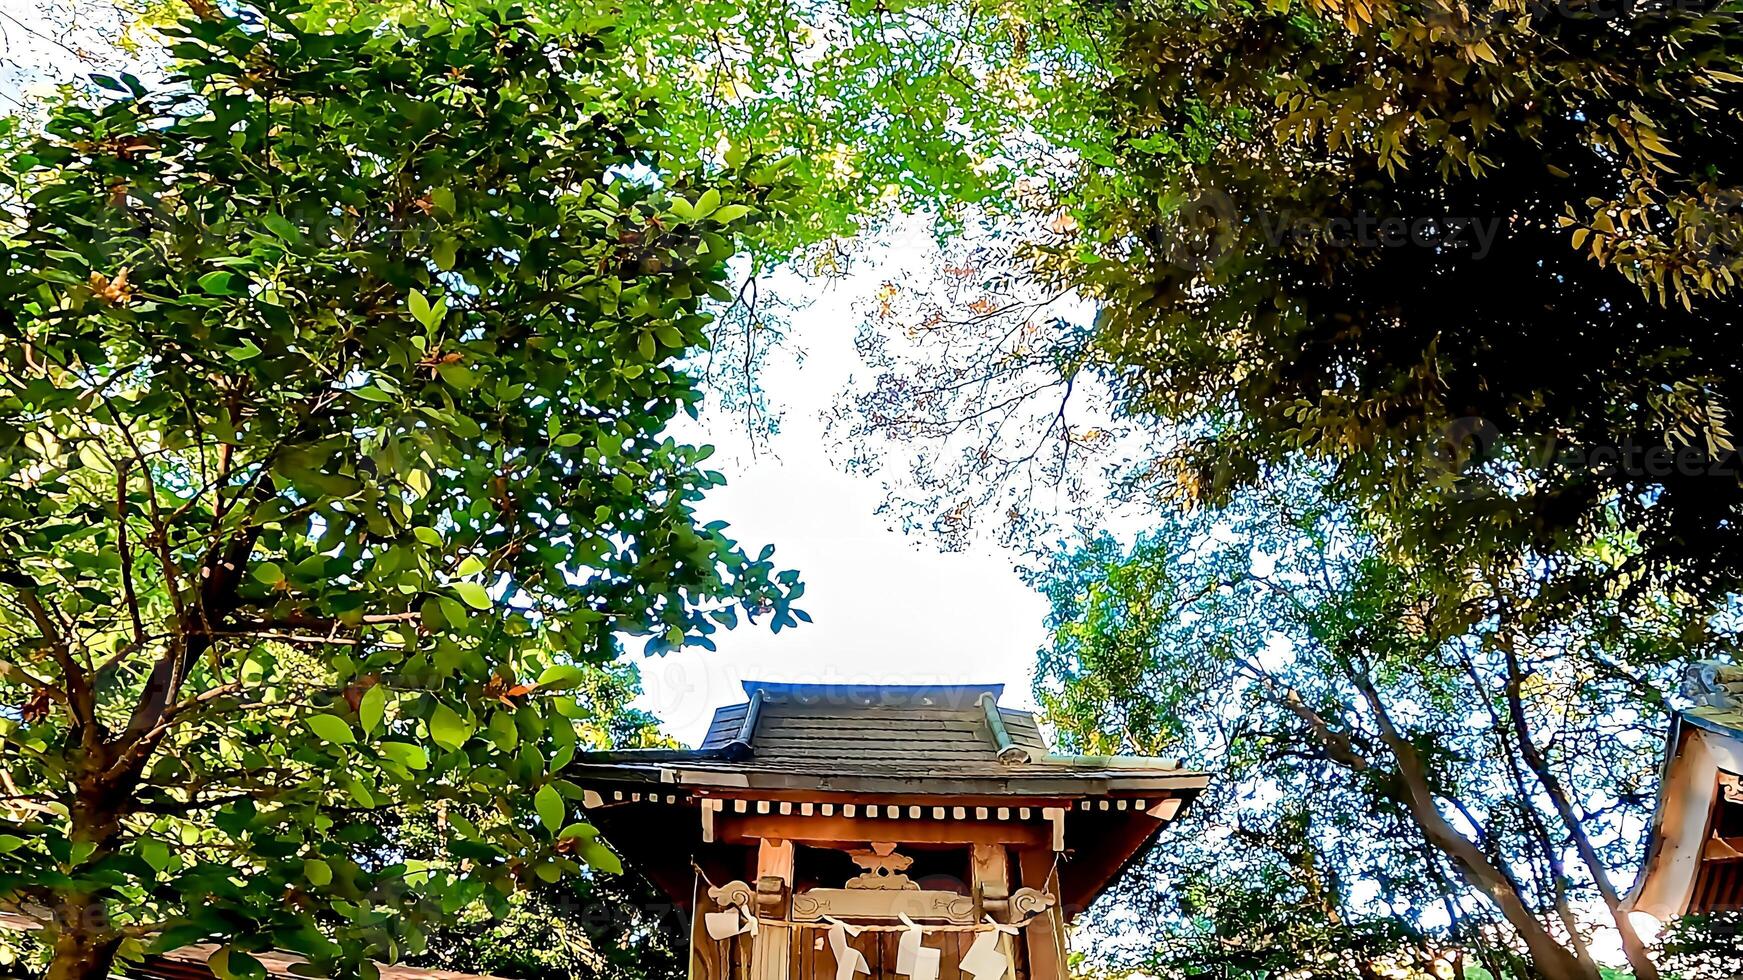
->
<box><xmin>847</xmin><ymin>0</ymin><xmax>1743</xmax><ymax>595</ymax></box>
<box><xmin>1028</xmin><ymin>488</ymin><xmax>1731</xmax><ymax>979</ymax></box>
<box><xmin>824</xmin><ymin>8</ymin><xmax>1743</xmax><ymax>969</ymax></box>
<box><xmin>398</xmin><ymin>663</ymin><xmax>688</xmax><ymax>980</ymax></box>
<box><xmin>0</xmin><ymin>5</ymin><xmax>803</xmax><ymax>980</ymax></box>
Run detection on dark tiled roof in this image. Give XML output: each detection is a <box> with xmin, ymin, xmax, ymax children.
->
<box><xmin>570</xmin><ymin>681</ymin><xmax>1201</xmax><ymax>796</ymax></box>
<box><xmin>696</xmin><ymin>682</ymin><xmax>1049</xmax><ymax>765</ymax></box>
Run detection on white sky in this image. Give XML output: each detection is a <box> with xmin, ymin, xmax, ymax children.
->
<box><xmin>638</xmin><ymin>255</ymin><xmax>1051</xmax><ymax>745</ymax></box>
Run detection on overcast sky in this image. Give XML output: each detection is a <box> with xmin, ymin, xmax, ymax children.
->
<box><xmin>640</xmin><ymin>251</ymin><xmax>1054</xmax><ymax>745</ymax></box>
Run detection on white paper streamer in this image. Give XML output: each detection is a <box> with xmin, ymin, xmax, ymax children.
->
<box><xmin>703</xmin><ymin>907</ymin><xmax>759</xmax><ymax>941</ymax></box>
<box><xmin>704</xmin><ymin>911</ymin><xmax>742</xmax><ymax>941</ymax></box>
<box><xmin>959</xmin><ymin>917</ymin><xmax>1019</xmax><ymax>980</ymax></box>
<box><xmin>911</xmin><ymin>947</ymin><xmax>942</xmax><ymax>980</ymax></box>
<box><xmin>896</xmin><ymin>914</ymin><xmax>923</xmax><ymax>974</ymax></box>
<box><xmin>824</xmin><ymin>917</ymin><xmax>870</xmax><ymax>980</ymax></box>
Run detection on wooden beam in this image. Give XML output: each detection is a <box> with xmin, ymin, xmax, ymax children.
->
<box><xmin>701</xmin><ymin>798</ymin><xmax>723</xmax><ymax>843</ymax></box>
<box><xmin>752</xmin><ymin>839</ymin><xmax>794</xmax><ymax>980</ymax></box>
<box><xmin>971</xmin><ymin>844</ymin><xmax>1018</xmax><ymax>980</ymax></box>
<box><xmin>1042</xmin><ymin>807</ymin><xmax>1065</xmax><ymax>851</ymax></box>
<box><xmin>1018</xmin><ymin>849</ymin><xmax>1068</xmax><ymax>980</ymax></box>
<box><xmin>719</xmin><ymin>813</ymin><xmax>1051</xmax><ymax>849</ymax></box>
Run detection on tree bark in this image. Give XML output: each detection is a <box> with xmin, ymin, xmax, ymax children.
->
<box><xmin>45</xmin><ymin>902</ymin><xmax>122</xmax><ymax>980</ymax></box>
<box><xmin>1500</xmin><ymin>641</ymin><xmax>1661</xmax><ymax>980</ymax></box>
<box><xmin>1347</xmin><ymin>676</ymin><xmax>1599</xmax><ymax>980</ymax></box>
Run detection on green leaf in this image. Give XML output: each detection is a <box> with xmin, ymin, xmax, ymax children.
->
<box><xmin>0</xmin><ymin>835</ymin><xmax>26</xmax><ymax>854</ymax></box>
<box><xmin>694</xmin><ymin>187</ymin><xmax>721</xmax><ymax>218</ymax></box>
<box><xmin>536</xmin><ymin>664</ymin><xmax>589</xmax><ymax>690</ymax></box>
<box><xmin>437</xmin><ymin>362</ymin><xmax>474</xmax><ymax>390</ymax></box>
<box><xmin>432</xmin><ymin>237</ymin><xmax>458</xmax><ymax>271</ymax></box>
<box><xmin>488</xmin><ymin>710</ymin><xmax>519</xmax><ymax>751</ymax></box>
<box><xmin>353</xmin><ymin>385</ymin><xmax>394</xmax><ymax>403</ymax></box>
<box><xmin>304</xmin><ymin>714</ymin><xmax>356</xmax><ymax>745</ymax></box>
<box><xmin>251</xmin><ymin>562</ymin><xmax>284</xmax><ymax>585</ymax></box>
<box><xmin>534</xmin><ymin>784</ymin><xmax>564</xmax><ymax>833</ymax></box>
<box><xmin>262</xmin><ymin>214</ymin><xmax>301</xmax><ymax>242</ymax></box>
<box><xmin>379</xmin><ymin>741</ymin><xmax>428</xmax><ymax>770</ymax></box>
<box><xmin>408</xmin><ymin>289</ymin><xmax>433</xmax><ymax>326</ymax></box>
<box><xmin>303</xmin><ymin>858</ymin><xmax>333</xmax><ymax>886</ymax></box>
<box><xmin>198</xmin><ymin>271</ymin><xmax>238</xmax><ymax>295</ymax></box>
<box><xmin>359</xmin><ymin>683</ymin><xmax>387</xmax><ymax>734</ymax></box>
<box><xmin>455</xmin><ymin>556</ymin><xmax>485</xmax><ymax>576</ymax></box>
<box><xmin>453</xmin><ymin>581</ymin><xmax>492</xmax><ymax>610</ymax></box>
<box><xmin>429</xmin><ymin>705</ymin><xmax>472</xmax><ymax>751</ymax></box>
<box><xmin>577</xmin><ymin>838</ymin><xmax>623</xmax><ymax>874</ymax></box>
<box><xmin>712</xmin><ymin>204</ymin><xmax>751</xmax><ymax>223</ymax></box>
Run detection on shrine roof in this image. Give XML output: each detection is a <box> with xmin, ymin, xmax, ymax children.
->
<box><xmin>567</xmin><ymin>681</ymin><xmax>1207</xmax><ymax>798</ymax></box>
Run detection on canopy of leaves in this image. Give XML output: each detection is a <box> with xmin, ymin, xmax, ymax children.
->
<box><xmin>1055</xmin><ymin>0</ymin><xmax>1743</xmax><ymax>596</ymax></box>
<box><xmin>1029</xmin><ymin>489</ymin><xmax>1734</xmax><ymax>977</ymax></box>
<box><xmin>396</xmin><ymin>664</ymin><xmax>687</xmax><ymax>980</ymax></box>
<box><xmin>0</xmin><ymin>3</ymin><xmax>799</xmax><ymax>978</ymax></box>
<box><xmin>216</xmin><ymin>0</ymin><xmax>1112</xmax><ymax>254</ymax></box>
<box><xmin>840</xmin><ymin>0</ymin><xmax>1743</xmax><ymax>602</ymax></box>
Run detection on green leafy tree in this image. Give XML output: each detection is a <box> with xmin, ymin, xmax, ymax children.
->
<box><xmin>398</xmin><ymin>663</ymin><xmax>687</xmax><ymax>980</ymax></box>
<box><xmin>1029</xmin><ymin>489</ymin><xmax>1732</xmax><ymax>979</ymax></box>
<box><xmin>1055</xmin><ymin>0</ymin><xmax>1743</xmax><ymax>598</ymax></box>
<box><xmin>0</xmin><ymin>5</ymin><xmax>802</xmax><ymax>980</ymax></box>
<box><xmin>846</xmin><ymin>0</ymin><xmax>1743</xmax><ymax>594</ymax></box>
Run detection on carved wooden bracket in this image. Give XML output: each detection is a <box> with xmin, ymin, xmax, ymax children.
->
<box><xmin>1720</xmin><ymin>770</ymin><xmax>1742</xmax><ymax>805</ymax></box>
<box><xmin>846</xmin><ymin>842</ymin><xmax>919</xmax><ymax>890</ymax></box>
<box><xmin>1009</xmin><ymin>887</ymin><xmax>1057</xmax><ymax>921</ymax></box>
<box><xmin>709</xmin><ymin>880</ymin><xmax>756</xmax><ymax>911</ymax></box>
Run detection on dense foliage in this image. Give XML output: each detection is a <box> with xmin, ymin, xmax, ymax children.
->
<box><xmin>0</xmin><ymin>5</ymin><xmax>800</xmax><ymax>980</ymax></box>
<box><xmin>400</xmin><ymin>666</ymin><xmax>687</xmax><ymax>980</ymax></box>
<box><xmin>1029</xmin><ymin>489</ymin><xmax>1733</xmax><ymax>979</ymax></box>
<box><xmin>831</xmin><ymin>4</ymin><xmax>1743</xmax><ymax>974</ymax></box>
<box><xmin>852</xmin><ymin>0</ymin><xmax>1743</xmax><ymax>595</ymax></box>
<box><xmin>1064</xmin><ymin>0</ymin><xmax>1743</xmax><ymax>598</ymax></box>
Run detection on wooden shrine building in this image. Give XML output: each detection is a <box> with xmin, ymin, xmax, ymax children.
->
<box><xmin>570</xmin><ymin>682</ymin><xmax>1207</xmax><ymax>980</ymax></box>
<box><xmin>1626</xmin><ymin>661</ymin><xmax>1743</xmax><ymax>920</ymax></box>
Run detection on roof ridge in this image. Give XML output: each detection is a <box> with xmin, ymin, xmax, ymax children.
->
<box><xmin>739</xmin><ymin>680</ymin><xmax>1006</xmax><ymax>710</ymax></box>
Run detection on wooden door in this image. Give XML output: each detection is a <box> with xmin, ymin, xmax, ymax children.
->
<box><xmin>794</xmin><ymin>927</ymin><xmax>976</xmax><ymax>980</ymax></box>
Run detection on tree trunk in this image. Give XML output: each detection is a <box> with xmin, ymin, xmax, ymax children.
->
<box><xmin>46</xmin><ymin>892</ymin><xmax>122</xmax><ymax>980</ymax></box>
<box><xmin>1350</xmin><ymin>678</ymin><xmax>1599</xmax><ymax>980</ymax></box>
<box><xmin>1501</xmin><ymin>645</ymin><xmax>1661</xmax><ymax>980</ymax></box>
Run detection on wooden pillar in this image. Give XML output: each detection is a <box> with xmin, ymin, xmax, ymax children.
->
<box><xmin>689</xmin><ymin>876</ymin><xmax>716</xmax><ymax>980</ymax></box>
<box><xmin>972</xmin><ymin>844</ymin><xmax>1019</xmax><ymax>980</ymax></box>
<box><xmin>1018</xmin><ymin>849</ymin><xmax>1068</xmax><ymax>980</ymax></box>
<box><xmin>753</xmin><ymin>838</ymin><xmax>794</xmax><ymax>980</ymax></box>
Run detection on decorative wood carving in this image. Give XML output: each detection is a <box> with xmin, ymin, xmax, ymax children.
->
<box><xmin>1720</xmin><ymin>770</ymin><xmax>1742</xmax><ymax>805</ymax></box>
<box><xmin>1009</xmin><ymin>887</ymin><xmax>1057</xmax><ymax>921</ymax></box>
<box><xmin>791</xmin><ymin>888</ymin><xmax>977</xmax><ymax>924</ymax></box>
<box><xmin>845</xmin><ymin>842</ymin><xmax>919</xmax><ymax>890</ymax></box>
<box><xmin>710</xmin><ymin>880</ymin><xmax>756</xmax><ymax>910</ymax></box>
